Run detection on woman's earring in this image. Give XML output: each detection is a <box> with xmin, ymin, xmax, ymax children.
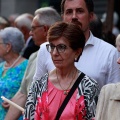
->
<box><xmin>75</xmin><ymin>57</ymin><xmax>77</xmax><ymax>62</ymax></box>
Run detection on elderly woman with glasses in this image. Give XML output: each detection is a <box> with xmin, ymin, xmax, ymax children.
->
<box><xmin>0</xmin><ymin>27</ymin><xmax>28</xmax><ymax>119</ymax></box>
<box><xmin>24</xmin><ymin>22</ymin><xmax>99</xmax><ymax>120</ymax></box>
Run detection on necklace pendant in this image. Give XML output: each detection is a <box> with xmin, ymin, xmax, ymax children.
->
<box><xmin>64</xmin><ymin>90</ymin><xmax>68</xmax><ymax>95</ymax></box>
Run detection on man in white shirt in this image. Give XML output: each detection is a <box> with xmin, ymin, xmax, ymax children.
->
<box><xmin>34</xmin><ymin>0</ymin><xmax>120</xmax><ymax>89</ymax></box>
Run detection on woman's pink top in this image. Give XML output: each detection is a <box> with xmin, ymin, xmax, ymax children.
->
<box><xmin>48</xmin><ymin>80</ymin><xmax>77</xmax><ymax>120</ymax></box>
<box><xmin>34</xmin><ymin>79</ymin><xmax>86</xmax><ymax>120</ymax></box>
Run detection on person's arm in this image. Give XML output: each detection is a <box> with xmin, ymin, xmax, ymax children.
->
<box><xmin>86</xmin><ymin>79</ymin><xmax>100</xmax><ymax>119</ymax></box>
<box><xmin>5</xmin><ymin>91</ymin><xmax>27</xmax><ymax>120</ymax></box>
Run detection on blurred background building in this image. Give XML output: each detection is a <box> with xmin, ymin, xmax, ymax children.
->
<box><xmin>0</xmin><ymin>0</ymin><xmax>119</xmax><ymax>30</ymax></box>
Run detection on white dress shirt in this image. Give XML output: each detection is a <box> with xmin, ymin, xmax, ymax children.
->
<box><xmin>34</xmin><ymin>32</ymin><xmax>120</xmax><ymax>89</ymax></box>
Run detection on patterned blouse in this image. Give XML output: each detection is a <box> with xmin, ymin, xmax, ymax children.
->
<box><xmin>24</xmin><ymin>72</ymin><xmax>100</xmax><ymax>120</ymax></box>
<box><xmin>0</xmin><ymin>60</ymin><xmax>28</xmax><ymax>119</ymax></box>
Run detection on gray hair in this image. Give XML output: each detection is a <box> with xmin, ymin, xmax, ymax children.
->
<box><xmin>0</xmin><ymin>27</ymin><xmax>25</xmax><ymax>54</ymax></box>
<box><xmin>15</xmin><ymin>13</ymin><xmax>33</xmax><ymax>30</ymax></box>
<box><xmin>116</xmin><ymin>34</ymin><xmax>120</xmax><ymax>45</ymax></box>
<box><xmin>34</xmin><ymin>7</ymin><xmax>62</xmax><ymax>27</ymax></box>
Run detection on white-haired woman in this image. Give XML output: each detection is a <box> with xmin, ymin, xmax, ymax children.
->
<box><xmin>0</xmin><ymin>27</ymin><xmax>28</xmax><ymax>119</ymax></box>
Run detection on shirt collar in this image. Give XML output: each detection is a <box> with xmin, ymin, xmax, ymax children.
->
<box><xmin>85</xmin><ymin>31</ymin><xmax>95</xmax><ymax>47</ymax></box>
<box><xmin>25</xmin><ymin>36</ymin><xmax>32</xmax><ymax>47</ymax></box>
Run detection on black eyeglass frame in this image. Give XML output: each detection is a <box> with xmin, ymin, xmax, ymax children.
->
<box><xmin>46</xmin><ymin>43</ymin><xmax>68</xmax><ymax>53</ymax></box>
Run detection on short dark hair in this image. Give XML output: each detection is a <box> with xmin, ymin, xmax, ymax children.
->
<box><xmin>61</xmin><ymin>0</ymin><xmax>94</xmax><ymax>14</ymax></box>
<box><xmin>47</xmin><ymin>21</ymin><xmax>85</xmax><ymax>52</ymax></box>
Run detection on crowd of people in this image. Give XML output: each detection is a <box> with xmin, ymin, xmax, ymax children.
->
<box><xmin>0</xmin><ymin>0</ymin><xmax>120</xmax><ymax>120</ymax></box>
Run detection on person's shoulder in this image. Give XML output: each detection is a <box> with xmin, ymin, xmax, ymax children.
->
<box><xmin>94</xmin><ymin>36</ymin><xmax>117</xmax><ymax>54</ymax></box>
<box><xmin>40</xmin><ymin>42</ymin><xmax>49</xmax><ymax>48</ymax></box>
<box><xmin>22</xmin><ymin>58</ymin><xmax>28</xmax><ymax>63</ymax></box>
<box><xmin>33</xmin><ymin>73</ymin><xmax>49</xmax><ymax>86</ymax></box>
<box><xmin>83</xmin><ymin>74</ymin><xmax>98</xmax><ymax>84</ymax></box>
<box><xmin>102</xmin><ymin>83</ymin><xmax>120</xmax><ymax>91</ymax></box>
<box><xmin>99</xmin><ymin>83</ymin><xmax>120</xmax><ymax>98</ymax></box>
<box><xmin>19</xmin><ymin>58</ymin><xmax>28</xmax><ymax>67</ymax></box>
<box><xmin>81</xmin><ymin>73</ymin><xmax>99</xmax><ymax>89</ymax></box>
<box><xmin>79</xmin><ymin>73</ymin><xmax>100</xmax><ymax>96</ymax></box>
<box><xmin>29</xmin><ymin>51</ymin><xmax>38</xmax><ymax>60</ymax></box>
<box><xmin>90</xmin><ymin>33</ymin><xmax>115</xmax><ymax>50</ymax></box>
<box><xmin>95</xmin><ymin>36</ymin><xmax>115</xmax><ymax>48</ymax></box>
<box><xmin>101</xmin><ymin>39</ymin><xmax>115</xmax><ymax>48</ymax></box>
<box><xmin>100</xmin><ymin>39</ymin><xmax>116</xmax><ymax>50</ymax></box>
<box><xmin>38</xmin><ymin>42</ymin><xmax>50</xmax><ymax>56</ymax></box>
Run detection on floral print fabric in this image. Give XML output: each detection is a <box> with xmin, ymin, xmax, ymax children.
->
<box><xmin>0</xmin><ymin>60</ymin><xmax>28</xmax><ymax>119</ymax></box>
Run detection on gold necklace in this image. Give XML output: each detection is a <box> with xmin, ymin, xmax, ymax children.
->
<box><xmin>56</xmin><ymin>69</ymin><xmax>77</xmax><ymax>95</ymax></box>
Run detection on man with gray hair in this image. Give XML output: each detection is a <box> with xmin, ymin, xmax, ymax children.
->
<box><xmin>4</xmin><ymin>7</ymin><xmax>61</xmax><ymax>120</ymax></box>
<box><xmin>14</xmin><ymin>13</ymin><xmax>39</xmax><ymax>59</ymax></box>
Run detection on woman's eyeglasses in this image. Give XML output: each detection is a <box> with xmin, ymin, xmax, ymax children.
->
<box><xmin>46</xmin><ymin>44</ymin><xmax>67</xmax><ymax>53</ymax></box>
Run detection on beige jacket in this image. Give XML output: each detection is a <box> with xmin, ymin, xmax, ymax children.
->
<box><xmin>19</xmin><ymin>51</ymin><xmax>38</xmax><ymax>95</ymax></box>
<box><xmin>95</xmin><ymin>83</ymin><xmax>120</xmax><ymax>120</ymax></box>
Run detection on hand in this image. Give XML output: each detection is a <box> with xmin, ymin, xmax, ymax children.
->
<box><xmin>2</xmin><ymin>101</ymin><xmax>10</xmax><ymax>109</ymax></box>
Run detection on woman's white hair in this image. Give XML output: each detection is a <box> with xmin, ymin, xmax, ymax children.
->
<box><xmin>0</xmin><ymin>27</ymin><xmax>25</xmax><ymax>54</ymax></box>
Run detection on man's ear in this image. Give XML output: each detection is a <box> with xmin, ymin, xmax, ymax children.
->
<box><xmin>89</xmin><ymin>12</ymin><xmax>94</xmax><ymax>22</ymax></box>
<box><xmin>43</xmin><ymin>25</ymin><xmax>49</xmax><ymax>32</ymax></box>
<box><xmin>43</xmin><ymin>25</ymin><xmax>49</xmax><ymax>36</ymax></box>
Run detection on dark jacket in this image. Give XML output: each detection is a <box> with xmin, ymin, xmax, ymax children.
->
<box><xmin>22</xmin><ymin>38</ymin><xmax>39</xmax><ymax>59</ymax></box>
